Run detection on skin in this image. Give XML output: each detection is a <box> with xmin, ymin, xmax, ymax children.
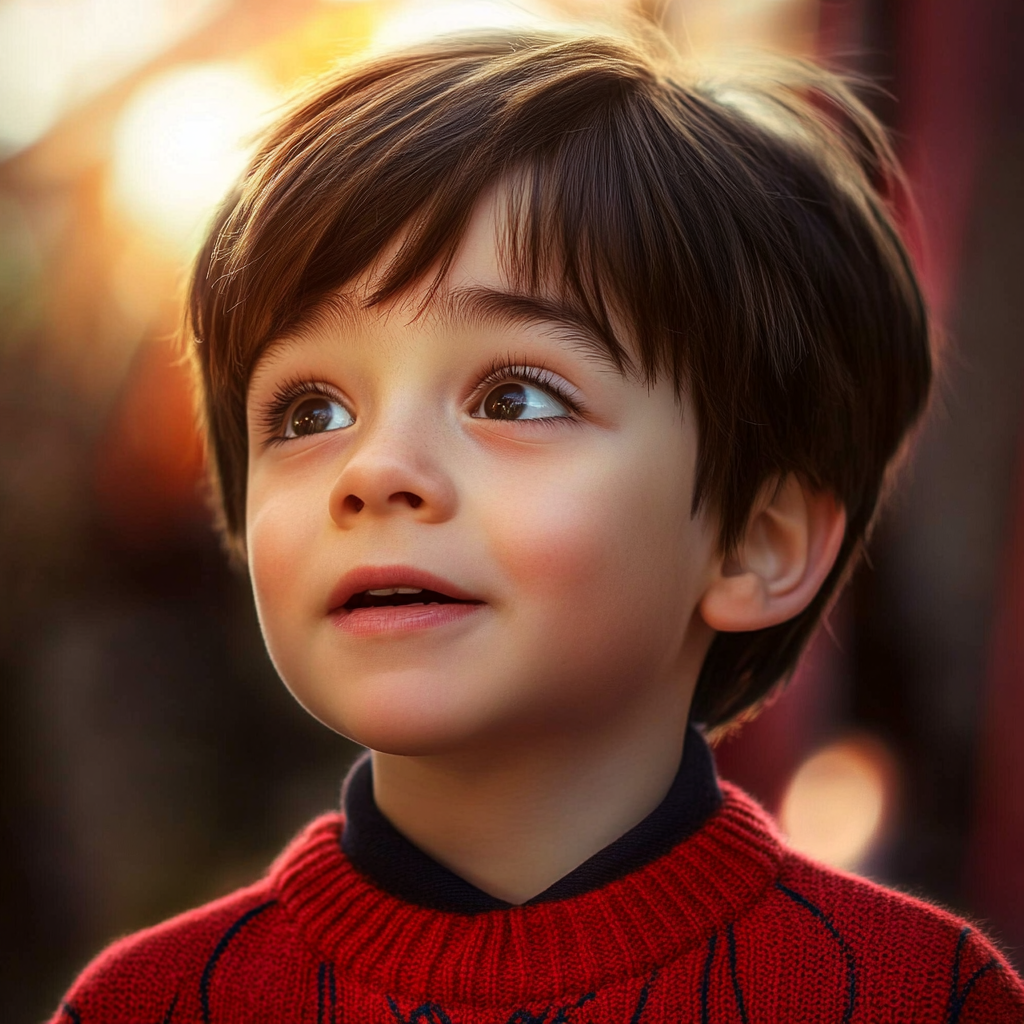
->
<box><xmin>245</xmin><ymin>187</ymin><xmax>846</xmax><ymax>904</ymax></box>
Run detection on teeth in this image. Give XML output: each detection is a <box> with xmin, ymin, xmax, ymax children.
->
<box><xmin>366</xmin><ymin>587</ymin><xmax>423</xmax><ymax>596</ymax></box>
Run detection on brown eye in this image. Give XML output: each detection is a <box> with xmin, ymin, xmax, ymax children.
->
<box><xmin>284</xmin><ymin>396</ymin><xmax>353</xmax><ymax>437</ymax></box>
<box><xmin>473</xmin><ymin>382</ymin><xmax>569</xmax><ymax>421</ymax></box>
<box><xmin>484</xmin><ymin>383</ymin><xmax>528</xmax><ymax>419</ymax></box>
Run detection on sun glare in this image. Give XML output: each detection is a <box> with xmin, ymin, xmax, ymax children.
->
<box><xmin>110</xmin><ymin>63</ymin><xmax>277</xmax><ymax>253</ymax></box>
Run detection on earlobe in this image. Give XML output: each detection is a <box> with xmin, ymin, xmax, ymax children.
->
<box><xmin>699</xmin><ymin>476</ymin><xmax>846</xmax><ymax>633</ymax></box>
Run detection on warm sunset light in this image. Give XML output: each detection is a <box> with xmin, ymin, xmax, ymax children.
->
<box><xmin>375</xmin><ymin>0</ymin><xmax>557</xmax><ymax>47</ymax></box>
<box><xmin>779</xmin><ymin>736</ymin><xmax>896</xmax><ymax>871</ymax></box>
<box><xmin>0</xmin><ymin>0</ymin><xmax>221</xmax><ymax>156</ymax></box>
<box><xmin>110</xmin><ymin>62</ymin><xmax>278</xmax><ymax>252</ymax></box>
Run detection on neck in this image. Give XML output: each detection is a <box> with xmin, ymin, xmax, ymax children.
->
<box><xmin>370</xmin><ymin>701</ymin><xmax>692</xmax><ymax>905</ymax></box>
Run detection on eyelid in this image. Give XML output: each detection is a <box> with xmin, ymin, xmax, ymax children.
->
<box><xmin>255</xmin><ymin>377</ymin><xmax>352</xmax><ymax>446</ymax></box>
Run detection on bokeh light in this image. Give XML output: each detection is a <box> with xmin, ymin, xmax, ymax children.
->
<box><xmin>779</xmin><ymin>735</ymin><xmax>897</xmax><ymax>871</ymax></box>
<box><xmin>0</xmin><ymin>0</ymin><xmax>223</xmax><ymax>156</ymax></box>
<box><xmin>110</xmin><ymin>62</ymin><xmax>278</xmax><ymax>252</ymax></box>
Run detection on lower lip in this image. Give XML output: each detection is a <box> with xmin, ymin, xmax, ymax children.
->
<box><xmin>330</xmin><ymin>602</ymin><xmax>484</xmax><ymax>637</ymax></box>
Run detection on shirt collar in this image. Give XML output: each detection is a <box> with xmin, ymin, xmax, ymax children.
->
<box><xmin>340</xmin><ymin>724</ymin><xmax>722</xmax><ymax>914</ymax></box>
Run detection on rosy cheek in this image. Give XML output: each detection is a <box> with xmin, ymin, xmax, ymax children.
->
<box><xmin>246</xmin><ymin>488</ymin><xmax>312</xmax><ymax>617</ymax></box>
<box><xmin>481</xmin><ymin>461</ymin><xmax>645</xmax><ymax>601</ymax></box>
<box><xmin>477</xmin><ymin>428</ymin><xmax>703</xmax><ymax>624</ymax></box>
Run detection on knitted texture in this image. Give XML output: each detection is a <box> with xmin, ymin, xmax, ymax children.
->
<box><xmin>52</xmin><ymin>783</ymin><xmax>1024</xmax><ymax>1023</ymax></box>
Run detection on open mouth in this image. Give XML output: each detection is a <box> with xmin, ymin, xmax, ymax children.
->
<box><xmin>343</xmin><ymin>587</ymin><xmax>477</xmax><ymax>610</ymax></box>
<box><xmin>328</xmin><ymin>567</ymin><xmax>484</xmax><ymax>634</ymax></box>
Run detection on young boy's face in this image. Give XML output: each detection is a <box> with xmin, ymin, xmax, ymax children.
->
<box><xmin>244</xmin><ymin>188</ymin><xmax>721</xmax><ymax>756</ymax></box>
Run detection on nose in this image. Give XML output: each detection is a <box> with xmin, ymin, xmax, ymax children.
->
<box><xmin>328</xmin><ymin>412</ymin><xmax>457</xmax><ymax>527</ymax></box>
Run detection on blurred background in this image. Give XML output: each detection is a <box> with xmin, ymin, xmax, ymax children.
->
<box><xmin>0</xmin><ymin>0</ymin><xmax>1021</xmax><ymax>1017</ymax></box>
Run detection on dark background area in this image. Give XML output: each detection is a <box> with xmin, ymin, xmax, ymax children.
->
<box><xmin>1</xmin><ymin>0</ymin><xmax>1022</xmax><ymax>1019</ymax></box>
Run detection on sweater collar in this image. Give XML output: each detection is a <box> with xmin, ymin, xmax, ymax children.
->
<box><xmin>269</xmin><ymin>777</ymin><xmax>784</xmax><ymax>1004</ymax></box>
<box><xmin>339</xmin><ymin>724</ymin><xmax>722</xmax><ymax>913</ymax></box>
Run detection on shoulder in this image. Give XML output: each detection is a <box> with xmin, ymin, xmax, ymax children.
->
<box><xmin>50</xmin><ymin>881</ymin><xmax>288</xmax><ymax>1024</ymax></box>
<box><xmin>755</xmin><ymin>850</ymin><xmax>1024</xmax><ymax>1022</ymax></box>
<box><xmin>48</xmin><ymin>814</ymin><xmax>348</xmax><ymax>1024</ymax></box>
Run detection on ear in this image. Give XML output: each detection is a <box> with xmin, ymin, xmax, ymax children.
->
<box><xmin>699</xmin><ymin>476</ymin><xmax>846</xmax><ymax>633</ymax></box>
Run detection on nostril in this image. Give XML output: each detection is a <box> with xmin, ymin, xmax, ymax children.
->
<box><xmin>398</xmin><ymin>491</ymin><xmax>423</xmax><ymax>509</ymax></box>
<box><xmin>344</xmin><ymin>495</ymin><xmax>365</xmax><ymax>513</ymax></box>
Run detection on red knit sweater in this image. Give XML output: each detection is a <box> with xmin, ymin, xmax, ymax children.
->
<box><xmin>52</xmin><ymin>783</ymin><xmax>1024</xmax><ymax>1023</ymax></box>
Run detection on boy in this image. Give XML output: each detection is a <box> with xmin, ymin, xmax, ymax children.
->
<box><xmin>53</xmin><ymin>25</ymin><xmax>1024</xmax><ymax>1023</ymax></box>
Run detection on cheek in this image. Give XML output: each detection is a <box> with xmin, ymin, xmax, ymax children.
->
<box><xmin>490</xmin><ymin>483</ymin><xmax>622</xmax><ymax>594</ymax></box>
<box><xmin>481</xmin><ymin>439</ymin><xmax>702</xmax><ymax>616</ymax></box>
<box><xmin>246</xmin><ymin>483</ymin><xmax>317</xmax><ymax>629</ymax></box>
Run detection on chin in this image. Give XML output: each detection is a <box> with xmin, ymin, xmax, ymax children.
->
<box><xmin>290</xmin><ymin>671</ymin><xmax>501</xmax><ymax>757</ymax></box>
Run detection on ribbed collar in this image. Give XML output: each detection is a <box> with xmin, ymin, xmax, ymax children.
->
<box><xmin>339</xmin><ymin>724</ymin><xmax>722</xmax><ymax>913</ymax></box>
<box><xmin>270</xmin><ymin>776</ymin><xmax>785</xmax><ymax>1004</ymax></box>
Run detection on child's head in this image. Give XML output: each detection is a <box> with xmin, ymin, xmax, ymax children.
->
<box><xmin>187</xmin><ymin>28</ymin><xmax>930</xmax><ymax>743</ymax></box>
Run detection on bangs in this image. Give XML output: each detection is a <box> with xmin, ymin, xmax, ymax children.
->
<box><xmin>279</xmin><ymin>165</ymin><xmax>642</xmax><ymax>383</ymax></box>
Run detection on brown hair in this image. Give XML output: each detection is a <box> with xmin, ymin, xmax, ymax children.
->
<box><xmin>187</xmin><ymin>27</ymin><xmax>931</xmax><ymax>730</ymax></box>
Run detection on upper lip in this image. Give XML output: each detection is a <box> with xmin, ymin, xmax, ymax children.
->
<box><xmin>327</xmin><ymin>565</ymin><xmax>483</xmax><ymax>612</ymax></box>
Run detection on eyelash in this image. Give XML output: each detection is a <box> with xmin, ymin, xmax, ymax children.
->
<box><xmin>258</xmin><ymin>360</ymin><xmax>582</xmax><ymax>445</ymax></box>
<box><xmin>471</xmin><ymin>358</ymin><xmax>583</xmax><ymax>417</ymax></box>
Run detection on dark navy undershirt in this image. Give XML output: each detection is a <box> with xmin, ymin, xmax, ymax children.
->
<box><xmin>340</xmin><ymin>724</ymin><xmax>722</xmax><ymax>914</ymax></box>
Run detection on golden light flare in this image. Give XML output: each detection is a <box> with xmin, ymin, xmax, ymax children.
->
<box><xmin>109</xmin><ymin>62</ymin><xmax>278</xmax><ymax>253</ymax></box>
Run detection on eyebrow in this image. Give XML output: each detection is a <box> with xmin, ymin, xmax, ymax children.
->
<box><xmin>430</xmin><ymin>286</ymin><xmax>629</xmax><ymax>372</ymax></box>
<box><xmin>259</xmin><ymin>285</ymin><xmax>631</xmax><ymax>374</ymax></box>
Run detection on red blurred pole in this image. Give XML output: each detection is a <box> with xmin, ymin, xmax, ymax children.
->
<box><xmin>967</xmin><ymin>431</ymin><xmax>1024</xmax><ymax>956</ymax></box>
<box><xmin>895</xmin><ymin>0</ymin><xmax>1024</xmax><ymax>958</ymax></box>
<box><xmin>896</xmin><ymin>0</ymin><xmax>1006</xmax><ymax>319</ymax></box>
